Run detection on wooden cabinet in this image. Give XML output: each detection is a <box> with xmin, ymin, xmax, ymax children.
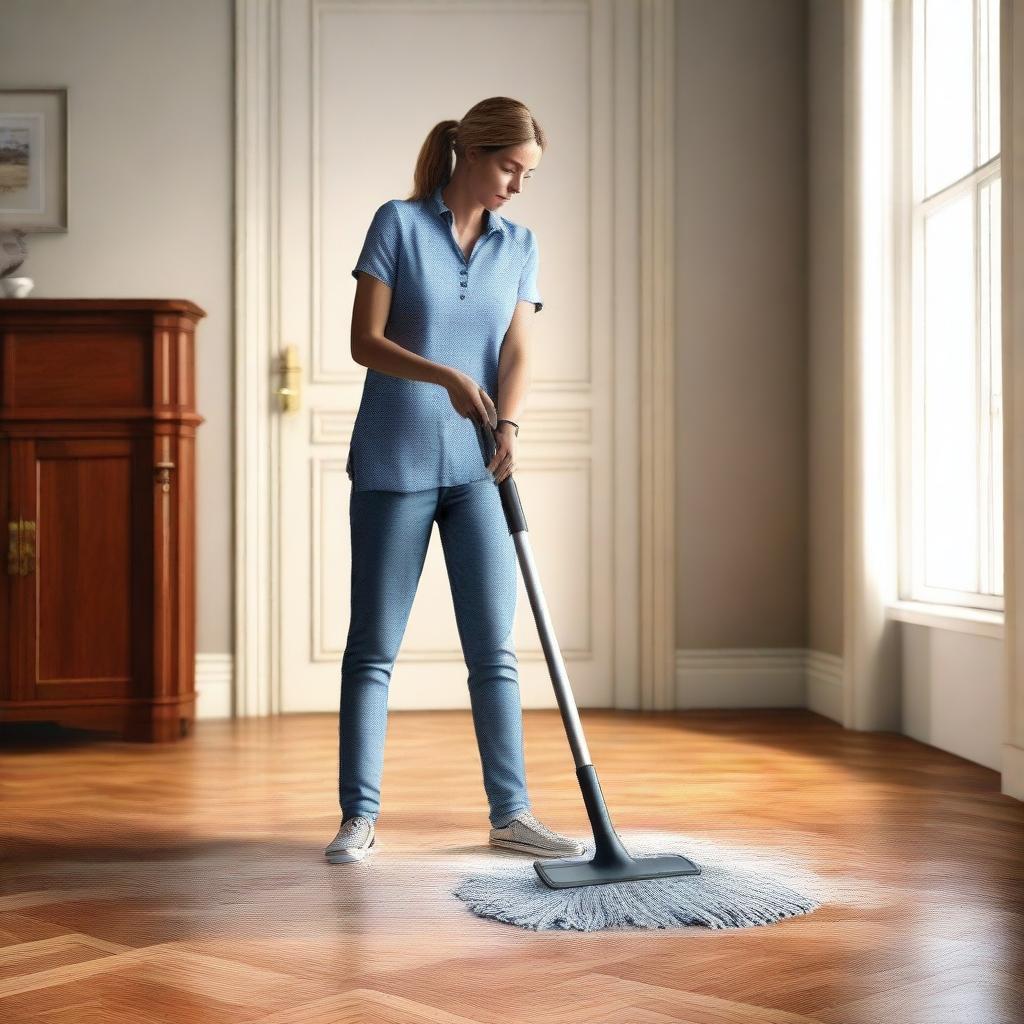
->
<box><xmin>0</xmin><ymin>299</ymin><xmax>205</xmax><ymax>742</ymax></box>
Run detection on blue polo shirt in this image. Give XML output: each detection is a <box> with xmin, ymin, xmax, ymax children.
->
<box><xmin>347</xmin><ymin>183</ymin><xmax>543</xmax><ymax>492</ymax></box>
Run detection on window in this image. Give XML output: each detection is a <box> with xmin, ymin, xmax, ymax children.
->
<box><xmin>898</xmin><ymin>0</ymin><xmax>1002</xmax><ymax>611</ymax></box>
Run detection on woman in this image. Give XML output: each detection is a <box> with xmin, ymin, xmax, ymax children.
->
<box><xmin>326</xmin><ymin>97</ymin><xmax>584</xmax><ymax>864</ymax></box>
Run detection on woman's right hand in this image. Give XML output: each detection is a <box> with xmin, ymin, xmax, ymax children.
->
<box><xmin>444</xmin><ymin>369</ymin><xmax>496</xmax><ymax>428</ymax></box>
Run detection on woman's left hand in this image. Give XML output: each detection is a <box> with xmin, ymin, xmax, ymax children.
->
<box><xmin>487</xmin><ymin>425</ymin><xmax>517</xmax><ymax>483</ymax></box>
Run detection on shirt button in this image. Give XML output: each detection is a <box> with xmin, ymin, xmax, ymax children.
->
<box><xmin>460</xmin><ymin>295</ymin><xmax>465</xmax><ymax>300</ymax></box>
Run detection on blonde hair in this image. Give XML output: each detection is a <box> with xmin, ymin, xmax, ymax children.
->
<box><xmin>407</xmin><ymin>96</ymin><xmax>546</xmax><ymax>202</ymax></box>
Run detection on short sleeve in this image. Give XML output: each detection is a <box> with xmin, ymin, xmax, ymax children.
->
<box><xmin>352</xmin><ymin>200</ymin><xmax>400</xmax><ymax>288</ymax></box>
<box><xmin>517</xmin><ymin>230</ymin><xmax>543</xmax><ymax>312</ymax></box>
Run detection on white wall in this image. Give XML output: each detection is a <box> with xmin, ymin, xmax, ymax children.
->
<box><xmin>808</xmin><ymin>0</ymin><xmax>845</xmax><ymax>661</ymax></box>
<box><xmin>0</xmin><ymin>0</ymin><xmax>235</xmax><ymax>657</ymax></box>
<box><xmin>902</xmin><ymin>626</ymin><xmax>1004</xmax><ymax>771</ymax></box>
<box><xmin>675</xmin><ymin>0</ymin><xmax>809</xmax><ymax>652</ymax></box>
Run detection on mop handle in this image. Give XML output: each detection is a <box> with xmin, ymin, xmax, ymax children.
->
<box><xmin>476</xmin><ymin>416</ymin><xmax>594</xmax><ymax>770</ymax></box>
<box><xmin>478</xmin><ymin>412</ymin><xmax>640</xmax><ymax>868</ymax></box>
<box><xmin>477</xmin><ymin>417</ymin><xmax>528</xmax><ymax>532</ymax></box>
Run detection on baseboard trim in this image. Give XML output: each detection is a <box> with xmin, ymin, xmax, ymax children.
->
<box><xmin>675</xmin><ymin>648</ymin><xmax>843</xmax><ymax>724</ymax></box>
<box><xmin>197</xmin><ymin>649</ymin><xmax>847</xmax><ymax>725</ymax></box>
<box><xmin>806</xmin><ymin>649</ymin><xmax>845</xmax><ymax>723</ymax></box>
<box><xmin>1003</xmin><ymin>744</ymin><xmax>1024</xmax><ymax>800</ymax></box>
<box><xmin>195</xmin><ymin>653</ymin><xmax>233</xmax><ymax>721</ymax></box>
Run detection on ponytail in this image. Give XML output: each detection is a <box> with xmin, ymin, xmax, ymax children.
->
<box><xmin>408</xmin><ymin>119</ymin><xmax>459</xmax><ymax>202</ymax></box>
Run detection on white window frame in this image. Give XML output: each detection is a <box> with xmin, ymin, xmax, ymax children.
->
<box><xmin>893</xmin><ymin>0</ymin><xmax>1004</xmax><ymax>617</ymax></box>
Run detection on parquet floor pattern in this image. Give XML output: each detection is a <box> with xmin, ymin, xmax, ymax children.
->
<box><xmin>1</xmin><ymin>709</ymin><xmax>1022</xmax><ymax>1023</ymax></box>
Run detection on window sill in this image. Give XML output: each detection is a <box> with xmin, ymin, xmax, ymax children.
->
<box><xmin>886</xmin><ymin>600</ymin><xmax>1004</xmax><ymax>639</ymax></box>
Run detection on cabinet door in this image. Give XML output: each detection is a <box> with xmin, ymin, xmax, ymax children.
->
<box><xmin>8</xmin><ymin>437</ymin><xmax>152</xmax><ymax>703</ymax></box>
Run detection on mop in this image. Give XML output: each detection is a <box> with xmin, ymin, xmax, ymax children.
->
<box><xmin>452</xmin><ymin>406</ymin><xmax>821</xmax><ymax>931</ymax></box>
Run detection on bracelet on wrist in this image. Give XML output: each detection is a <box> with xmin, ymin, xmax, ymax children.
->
<box><xmin>496</xmin><ymin>418</ymin><xmax>519</xmax><ymax>437</ymax></box>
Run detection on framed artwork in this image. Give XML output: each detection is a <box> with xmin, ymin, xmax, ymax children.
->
<box><xmin>0</xmin><ymin>88</ymin><xmax>68</xmax><ymax>232</ymax></box>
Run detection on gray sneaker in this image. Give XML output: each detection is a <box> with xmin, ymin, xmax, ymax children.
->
<box><xmin>324</xmin><ymin>815</ymin><xmax>375</xmax><ymax>863</ymax></box>
<box><xmin>489</xmin><ymin>810</ymin><xmax>585</xmax><ymax>858</ymax></box>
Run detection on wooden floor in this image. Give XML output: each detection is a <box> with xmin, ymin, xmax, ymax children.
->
<box><xmin>1</xmin><ymin>708</ymin><xmax>1022</xmax><ymax>1024</ymax></box>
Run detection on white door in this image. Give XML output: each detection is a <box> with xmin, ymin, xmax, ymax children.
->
<box><xmin>275</xmin><ymin>0</ymin><xmax>617</xmax><ymax>713</ymax></box>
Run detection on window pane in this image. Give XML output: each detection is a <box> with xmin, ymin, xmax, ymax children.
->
<box><xmin>923</xmin><ymin>193</ymin><xmax>978</xmax><ymax>591</ymax></box>
<box><xmin>924</xmin><ymin>0</ymin><xmax>974</xmax><ymax>195</ymax></box>
<box><xmin>982</xmin><ymin>177</ymin><xmax>1003</xmax><ymax>594</ymax></box>
<box><xmin>979</xmin><ymin>0</ymin><xmax>1000</xmax><ymax>163</ymax></box>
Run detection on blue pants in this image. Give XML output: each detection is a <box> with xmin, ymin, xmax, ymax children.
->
<box><xmin>339</xmin><ymin>478</ymin><xmax>532</xmax><ymax>828</ymax></box>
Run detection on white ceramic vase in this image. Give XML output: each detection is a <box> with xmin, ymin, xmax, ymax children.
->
<box><xmin>0</xmin><ymin>277</ymin><xmax>35</xmax><ymax>298</ymax></box>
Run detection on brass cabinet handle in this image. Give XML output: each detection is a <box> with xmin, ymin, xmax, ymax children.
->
<box><xmin>7</xmin><ymin>519</ymin><xmax>35</xmax><ymax>576</ymax></box>
<box><xmin>6</xmin><ymin>521</ymin><xmax>18</xmax><ymax>575</ymax></box>
<box><xmin>20</xmin><ymin>520</ymin><xmax>34</xmax><ymax>575</ymax></box>
<box><xmin>155</xmin><ymin>461</ymin><xmax>175</xmax><ymax>494</ymax></box>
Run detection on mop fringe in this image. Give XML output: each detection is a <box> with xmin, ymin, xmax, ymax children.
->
<box><xmin>452</xmin><ymin>834</ymin><xmax>822</xmax><ymax>931</ymax></box>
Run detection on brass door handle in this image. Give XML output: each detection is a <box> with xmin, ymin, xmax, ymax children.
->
<box><xmin>7</xmin><ymin>519</ymin><xmax>35</xmax><ymax>576</ymax></box>
<box><xmin>275</xmin><ymin>343</ymin><xmax>302</xmax><ymax>414</ymax></box>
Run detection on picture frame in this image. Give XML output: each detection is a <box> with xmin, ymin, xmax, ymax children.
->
<box><xmin>0</xmin><ymin>88</ymin><xmax>68</xmax><ymax>232</ymax></box>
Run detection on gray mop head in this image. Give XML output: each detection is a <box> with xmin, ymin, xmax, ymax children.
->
<box><xmin>452</xmin><ymin>831</ymin><xmax>822</xmax><ymax>931</ymax></box>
